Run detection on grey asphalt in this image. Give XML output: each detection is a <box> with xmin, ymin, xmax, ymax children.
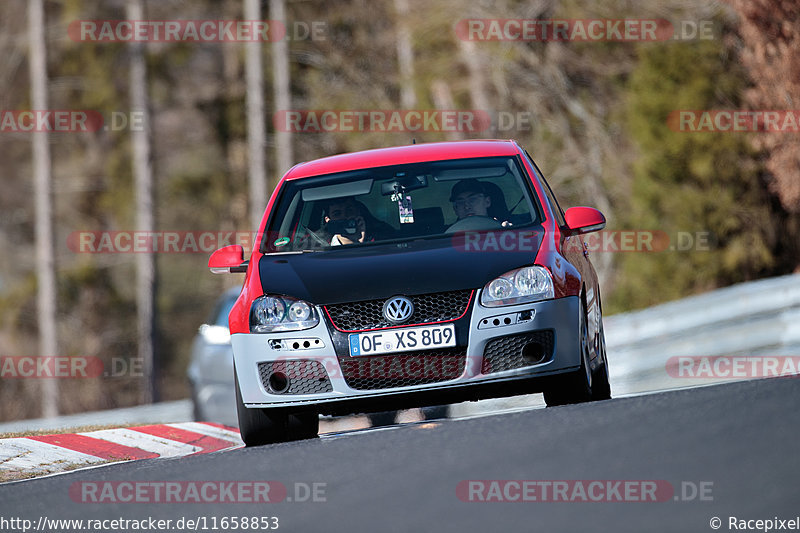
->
<box><xmin>1</xmin><ymin>377</ymin><xmax>798</xmax><ymax>533</ymax></box>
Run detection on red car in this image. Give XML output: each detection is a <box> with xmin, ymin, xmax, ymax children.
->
<box><xmin>210</xmin><ymin>140</ymin><xmax>611</xmax><ymax>445</ymax></box>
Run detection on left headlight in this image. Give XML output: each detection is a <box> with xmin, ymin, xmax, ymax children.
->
<box><xmin>250</xmin><ymin>295</ymin><xmax>319</xmax><ymax>333</ymax></box>
<box><xmin>480</xmin><ymin>266</ymin><xmax>554</xmax><ymax>307</ymax></box>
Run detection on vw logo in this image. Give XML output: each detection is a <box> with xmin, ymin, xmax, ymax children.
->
<box><xmin>383</xmin><ymin>296</ymin><xmax>414</xmax><ymax>324</ymax></box>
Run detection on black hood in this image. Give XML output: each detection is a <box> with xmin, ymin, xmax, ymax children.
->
<box><xmin>258</xmin><ymin>229</ymin><xmax>544</xmax><ymax>305</ymax></box>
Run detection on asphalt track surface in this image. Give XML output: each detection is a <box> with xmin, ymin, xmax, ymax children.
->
<box><xmin>1</xmin><ymin>377</ymin><xmax>798</xmax><ymax>533</ymax></box>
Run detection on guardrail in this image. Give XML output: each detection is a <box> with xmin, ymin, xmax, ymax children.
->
<box><xmin>605</xmin><ymin>273</ymin><xmax>800</xmax><ymax>394</ymax></box>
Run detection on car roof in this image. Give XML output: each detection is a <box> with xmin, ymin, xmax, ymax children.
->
<box><xmin>282</xmin><ymin>140</ymin><xmax>522</xmax><ymax>181</ymax></box>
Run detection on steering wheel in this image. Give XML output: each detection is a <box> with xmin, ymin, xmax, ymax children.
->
<box><xmin>297</xmin><ymin>226</ymin><xmax>329</xmax><ymax>247</ymax></box>
<box><xmin>445</xmin><ymin>216</ymin><xmax>503</xmax><ymax>234</ymax></box>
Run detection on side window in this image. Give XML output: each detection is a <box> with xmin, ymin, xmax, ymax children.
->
<box><xmin>524</xmin><ymin>151</ymin><xmax>566</xmax><ymax>227</ymax></box>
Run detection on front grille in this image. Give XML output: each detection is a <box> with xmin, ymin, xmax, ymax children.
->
<box><xmin>481</xmin><ymin>330</ymin><xmax>555</xmax><ymax>374</ymax></box>
<box><xmin>338</xmin><ymin>348</ymin><xmax>466</xmax><ymax>390</ymax></box>
<box><xmin>258</xmin><ymin>360</ymin><xmax>333</xmax><ymax>395</ymax></box>
<box><xmin>324</xmin><ymin>290</ymin><xmax>473</xmax><ymax>332</ymax></box>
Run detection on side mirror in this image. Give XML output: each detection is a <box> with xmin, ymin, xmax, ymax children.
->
<box><xmin>564</xmin><ymin>207</ymin><xmax>606</xmax><ymax>235</ymax></box>
<box><xmin>209</xmin><ymin>245</ymin><xmax>248</xmax><ymax>274</ymax></box>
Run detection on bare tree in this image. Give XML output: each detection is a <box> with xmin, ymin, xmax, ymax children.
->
<box><xmin>431</xmin><ymin>80</ymin><xmax>464</xmax><ymax>141</ymax></box>
<box><xmin>245</xmin><ymin>0</ymin><xmax>268</xmax><ymax>230</ymax></box>
<box><xmin>271</xmin><ymin>0</ymin><xmax>293</xmax><ymax>177</ymax></box>
<box><xmin>394</xmin><ymin>0</ymin><xmax>417</xmax><ymax>109</ymax></box>
<box><xmin>457</xmin><ymin>37</ymin><xmax>493</xmax><ymax>136</ymax></box>
<box><xmin>127</xmin><ymin>0</ymin><xmax>157</xmax><ymax>404</ymax></box>
<box><xmin>726</xmin><ymin>0</ymin><xmax>800</xmax><ymax>213</ymax></box>
<box><xmin>28</xmin><ymin>0</ymin><xmax>58</xmax><ymax>418</ymax></box>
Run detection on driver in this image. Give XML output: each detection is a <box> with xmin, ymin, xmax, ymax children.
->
<box><xmin>450</xmin><ymin>179</ymin><xmax>491</xmax><ymax>220</ymax></box>
<box><xmin>324</xmin><ymin>197</ymin><xmax>368</xmax><ymax>245</ymax></box>
<box><xmin>322</xmin><ymin>197</ymin><xmax>396</xmax><ymax>245</ymax></box>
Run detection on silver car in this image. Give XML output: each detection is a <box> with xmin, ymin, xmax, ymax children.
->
<box><xmin>187</xmin><ymin>287</ymin><xmax>239</xmax><ymax>427</ymax></box>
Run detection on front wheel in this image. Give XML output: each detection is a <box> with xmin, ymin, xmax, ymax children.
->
<box><xmin>235</xmin><ymin>371</ymin><xmax>319</xmax><ymax>446</ymax></box>
<box><xmin>544</xmin><ymin>300</ymin><xmax>604</xmax><ymax>407</ymax></box>
<box><xmin>590</xmin><ymin>315</ymin><xmax>612</xmax><ymax>401</ymax></box>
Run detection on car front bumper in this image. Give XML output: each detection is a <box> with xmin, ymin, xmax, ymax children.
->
<box><xmin>232</xmin><ymin>292</ymin><xmax>581</xmax><ymax>414</ymax></box>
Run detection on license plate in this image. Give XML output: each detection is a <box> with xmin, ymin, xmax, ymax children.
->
<box><xmin>349</xmin><ymin>324</ymin><xmax>456</xmax><ymax>357</ymax></box>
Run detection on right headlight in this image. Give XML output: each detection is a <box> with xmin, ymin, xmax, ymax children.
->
<box><xmin>249</xmin><ymin>295</ymin><xmax>319</xmax><ymax>333</ymax></box>
<box><xmin>480</xmin><ymin>266</ymin><xmax>554</xmax><ymax>307</ymax></box>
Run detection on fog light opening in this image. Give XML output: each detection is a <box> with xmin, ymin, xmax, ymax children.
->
<box><xmin>268</xmin><ymin>371</ymin><xmax>290</xmax><ymax>393</ymax></box>
<box><xmin>521</xmin><ymin>342</ymin><xmax>546</xmax><ymax>365</ymax></box>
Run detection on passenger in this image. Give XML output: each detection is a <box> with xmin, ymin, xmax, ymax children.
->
<box><xmin>449</xmin><ymin>180</ymin><xmax>492</xmax><ymax>220</ymax></box>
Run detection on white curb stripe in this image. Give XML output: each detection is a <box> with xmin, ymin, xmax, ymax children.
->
<box><xmin>0</xmin><ymin>423</ymin><xmax>243</xmax><ymax>482</ymax></box>
<box><xmin>80</xmin><ymin>429</ymin><xmax>200</xmax><ymax>457</ymax></box>
<box><xmin>169</xmin><ymin>422</ymin><xmax>243</xmax><ymax>444</ymax></box>
<box><xmin>0</xmin><ymin>438</ymin><xmax>104</xmax><ymax>473</ymax></box>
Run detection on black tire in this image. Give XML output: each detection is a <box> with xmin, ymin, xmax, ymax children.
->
<box><xmin>543</xmin><ymin>300</ymin><xmax>594</xmax><ymax>407</ymax></box>
<box><xmin>287</xmin><ymin>411</ymin><xmax>320</xmax><ymax>440</ymax></box>
<box><xmin>590</xmin><ymin>315</ymin><xmax>612</xmax><ymax>401</ymax></box>
<box><xmin>234</xmin><ymin>372</ymin><xmax>319</xmax><ymax>446</ymax></box>
<box><xmin>235</xmin><ymin>375</ymin><xmax>287</xmax><ymax>446</ymax></box>
<box><xmin>421</xmin><ymin>405</ymin><xmax>450</xmax><ymax>420</ymax></box>
<box><xmin>189</xmin><ymin>382</ymin><xmax>205</xmax><ymax>422</ymax></box>
<box><xmin>367</xmin><ymin>410</ymin><xmax>397</xmax><ymax>427</ymax></box>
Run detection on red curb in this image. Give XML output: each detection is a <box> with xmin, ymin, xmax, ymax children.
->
<box><xmin>128</xmin><ymin>425</ymin><xmax>236</xmax><ymax>454</ymax></box>
<box><xmin>28</xmin><ymin>433</ymin><xmax>159</xmax><ymax>460</ymax></box>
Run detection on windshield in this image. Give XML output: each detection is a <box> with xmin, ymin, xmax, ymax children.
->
<box><xmin>261</xmin><ymin>156</ymin><xmax>541</xmax><ymax>253</ymax></box>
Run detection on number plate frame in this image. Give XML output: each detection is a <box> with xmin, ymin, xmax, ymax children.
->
<box><xmin>348</xmin><ymin>324</ymin><xmax>456</xmax><ymax>357</ymax></box>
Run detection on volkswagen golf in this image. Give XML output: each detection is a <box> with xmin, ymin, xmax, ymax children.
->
<box><xmin>209</xmin><ymin>140</ymin><xmax>611</xmax><ymax>445</ymax></box>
